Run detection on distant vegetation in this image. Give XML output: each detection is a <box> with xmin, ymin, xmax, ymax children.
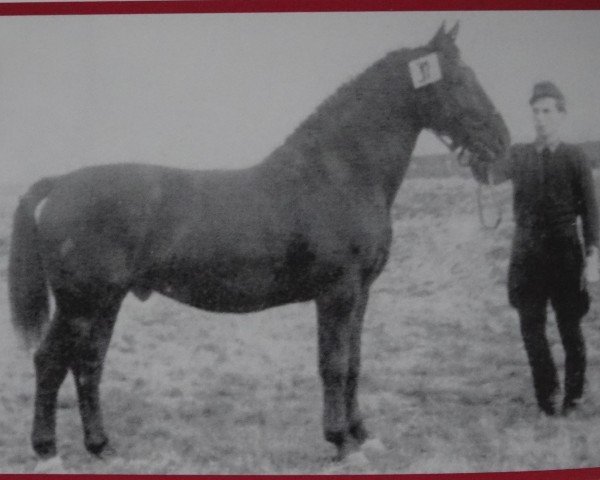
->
<box><xmin>407</xmin><ymin>141</ymin><xmax>600</xmax><ymax>179</ymax></box>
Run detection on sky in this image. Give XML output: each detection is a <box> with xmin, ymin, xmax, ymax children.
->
<box><xmin>1</xmin><ymin>10</ymin><xmax>599</xmax><ymax>183</ymax></box>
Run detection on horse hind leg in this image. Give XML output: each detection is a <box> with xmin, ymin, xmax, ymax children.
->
<box><xmin>64</xmin><ymin>289</ymin><xmax>125</xmax><ymax>456</ymax></box>
<box><xmin>31</xmin><ymin>309</ymin><xmax>73</xmax><ymax>458</ymax></box>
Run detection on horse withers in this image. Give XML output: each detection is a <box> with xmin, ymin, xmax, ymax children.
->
<box><xmin>9</xmin><ymin>22</ymin><xmax>509</xmax><ymax>462</ymax></box>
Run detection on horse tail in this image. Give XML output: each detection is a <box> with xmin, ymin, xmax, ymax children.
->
<box><xmin>8</xmin><ymin>177</ymin><xmax>56</xmax><ymax>349</ymax></box>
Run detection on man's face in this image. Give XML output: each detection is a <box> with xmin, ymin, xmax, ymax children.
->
<box><xmin>531</xmin><ymin>97</ymin><xmax>565</xmax><ymax>143</ymax></box>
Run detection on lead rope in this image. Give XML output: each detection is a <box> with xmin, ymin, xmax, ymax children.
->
<box><xmin>475</xmin><ymin>164</ymin><xmax>503</xmax><ymax>230</ymax></box>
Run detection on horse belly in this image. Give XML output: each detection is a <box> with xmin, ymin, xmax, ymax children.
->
<box><xmin>149</xmin><ymin>261</ymin><xmax>314</xmax><ymax>313</ymax></box>
<box><xmin>143</xmin><ymin>221</ymin><xmax>347</xmax><ymax>313</ymax></box>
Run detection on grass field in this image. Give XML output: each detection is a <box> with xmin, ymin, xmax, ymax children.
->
<box><xmin>2</xmin><ymin>173</ymin><xmax>600</xmax><ymax>474</ymax></box>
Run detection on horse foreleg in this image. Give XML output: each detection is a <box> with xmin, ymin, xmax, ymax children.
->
<box><xmin>32</xmin><ymin>310</ymin><xmax>72</xmax><ymax>458</ymax></box>
<box><xmin>346</xmin><ymin>289</ymin><xmax>369</xmax><ymax>444</ymax></box>
<box><xmin>316</xmin><ymin>281</ymin><xmax>359</xmax><ymax>459</ymax></box>
<box><xmin>69</xmin><ymin>298</ymin><xmax>122</xmax><ymax>456</ymax></box>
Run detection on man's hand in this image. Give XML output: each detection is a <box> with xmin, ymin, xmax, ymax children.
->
<box><xmin>470</xmin><ymin>158</ymin><xmax>510</xmax><ymax>186</ymax></box>
<box><xmin>469</xmin><ymin>161</ymin><xmax>490</xmax><ymax>185</ymax></box>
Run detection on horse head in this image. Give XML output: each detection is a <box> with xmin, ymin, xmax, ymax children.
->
<box><xmin>411</xmin><ymin>22</ymin><xmax>510</xmax><ymax>175</ymax></box>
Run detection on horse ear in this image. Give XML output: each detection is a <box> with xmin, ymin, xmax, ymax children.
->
<box><xmin>429</xmin><ymin>21</ymin><xmax>447</xmax><ymax>48</ymax></box>
<box><xmin>447</xmin><ymin>21</ymin><xmax>459</xmax><ymax>42</ymax></box>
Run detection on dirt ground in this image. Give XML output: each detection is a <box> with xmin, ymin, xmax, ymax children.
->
<box><xmin>2</xmin><ymin>175</ymin><xmax>600</xmax><ymax>474</ymax></box>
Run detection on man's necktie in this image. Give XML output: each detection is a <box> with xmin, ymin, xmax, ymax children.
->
<box><xmin>540</xmin><ymin>147</ymin><xmax>551</xmax><ymax>186</ymax></box>
<box><xmin>540</xmin><ymin>147</ymin><xmax>551</xmax><ymax>226</ymax></box>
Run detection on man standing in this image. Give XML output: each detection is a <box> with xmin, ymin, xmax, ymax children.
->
<box><xmin>487</xmin><ymin>81</ymin><xmax>599</xmax><ymax>415</ymax></box>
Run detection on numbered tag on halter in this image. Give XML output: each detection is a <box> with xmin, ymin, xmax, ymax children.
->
<box><xmin>409</xmin><ymin>53</ymin><xmax>442</xmax><ymax>89</ymax></box>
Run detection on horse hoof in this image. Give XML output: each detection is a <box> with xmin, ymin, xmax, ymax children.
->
<box><xmin>32</xmin><ymin>440</ymin><xmax>57</xmax><ymax>459</ymax></box>
<box><xmin>86</xmin><ymin>437</ymin><xmax>110</xmax><ymax>457</ymax></box>
<box><xmin>349</xmin><ymin>422</ymin><xmax>369</xmax><ymax>443</ymax></box>
<box><xmin>33</xmin><ymin>455</ymin><xmax>66</xmax><ymax>473</ymax></box>
<box><xmin>96</xmin><ymin>443</ymin><xmax>117</xmax><ymax>459</ymax></box>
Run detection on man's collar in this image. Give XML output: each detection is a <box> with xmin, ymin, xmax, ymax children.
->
<box><xmin>535</xmin><ymin>139</ymin><xmax>561</xmax><ymax>153</ymax></box>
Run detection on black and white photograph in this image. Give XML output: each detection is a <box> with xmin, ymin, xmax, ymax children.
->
<box><xmin>1</xmin><ymin>9</ymin><xmax>600</xmax><ymax>474</ymax></box>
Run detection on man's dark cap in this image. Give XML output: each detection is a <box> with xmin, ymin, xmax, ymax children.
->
<box><xmin>529</xmin><ymin>81</ymin><xmax>566</xmax><ymax>111</ymax></box>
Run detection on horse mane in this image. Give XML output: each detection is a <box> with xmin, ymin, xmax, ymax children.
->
<box><xmin>263</xmin><ymin>47</ymin><xmax>419</xmax><ymax>169</ymax></box>
<box><xmin>303</xmin><ymin>48</ymin><xmax>413</xmax><ymax>127</ymax></box>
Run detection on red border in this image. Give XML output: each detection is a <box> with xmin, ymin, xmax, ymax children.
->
<box><xmin>2</xmin><ymin>1</ymin><xmax>600</xmax><ymax>479</ymax></box>
<box><xmin>3</xmin><ymin>473</ymin><xmax>600</xmax><ymax>480</ymax></box>
<box><xmin>0</xmin><ymin>0</ymin><xmax>599</xmax><ymax>15</ymax></box>
<box><xmin>3</xmin><ymin>470</ymin><xmax>600</xmax><ymax>479</ymax></box>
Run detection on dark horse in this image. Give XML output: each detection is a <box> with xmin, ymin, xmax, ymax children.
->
<box><xmin>9</xmin><ymin>23</ymin><xmax>509</xmax><ymax>461</ymax></box>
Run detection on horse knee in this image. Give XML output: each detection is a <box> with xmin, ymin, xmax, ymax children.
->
<box><xmin>318</xmin><ymin>338</ymin><xmax>349</xmax><ymax>379</ymax></box>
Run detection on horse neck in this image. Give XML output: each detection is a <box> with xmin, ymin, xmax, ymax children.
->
<box><xmin>266</xmin><ymin>58</ymin><xmax>422</xmax><ymax>208</ymax></box>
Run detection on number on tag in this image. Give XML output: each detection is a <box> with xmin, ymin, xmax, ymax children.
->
<box><xmin>409</xmin><ymin>53</ymin><xmax>442</xmax><ymax>89</ymax></box>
